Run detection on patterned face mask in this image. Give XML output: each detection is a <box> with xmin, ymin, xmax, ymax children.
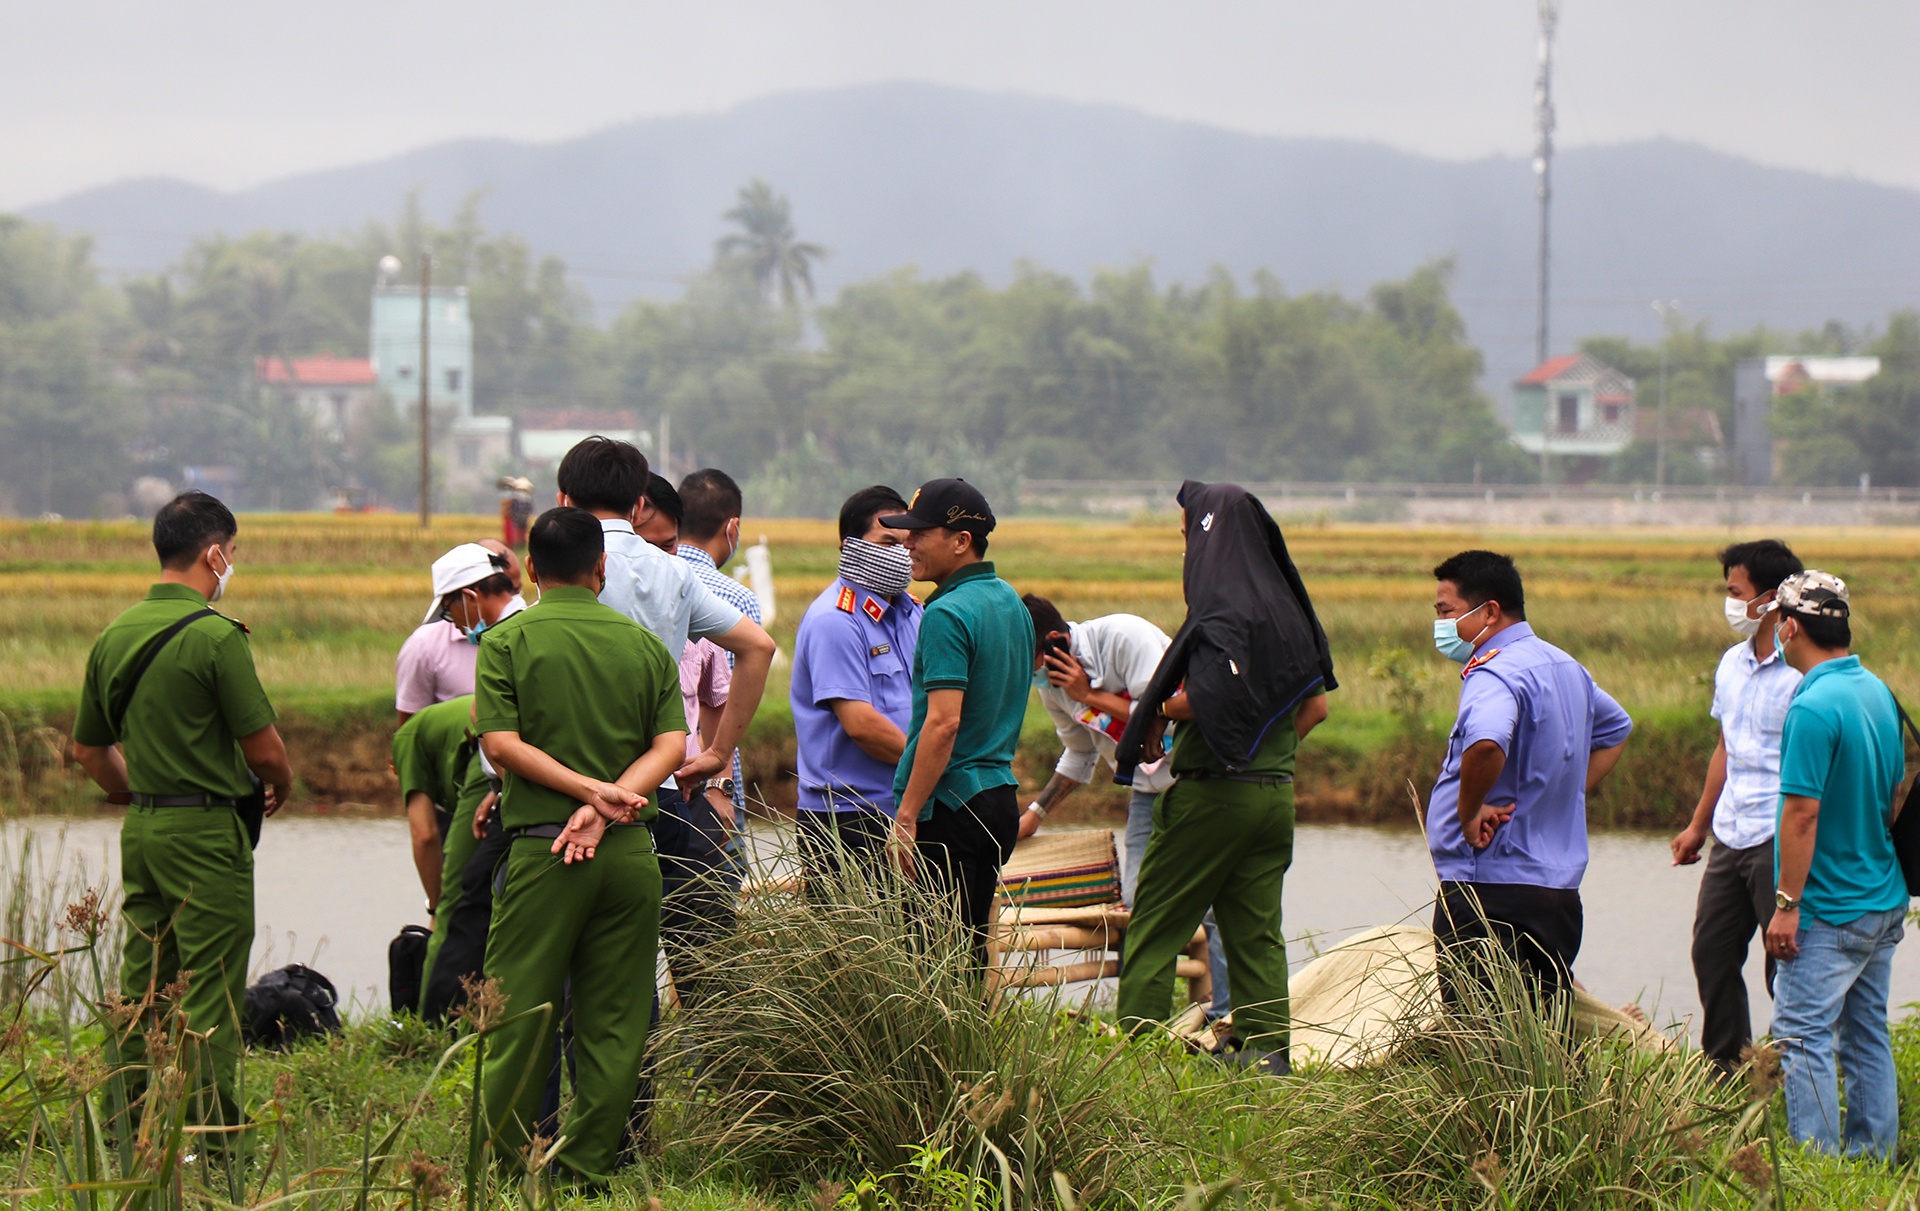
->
<box><xmin>839</xmin><ymin>538</ymin><xmax>913</xmax><ymax>597</ymax></box>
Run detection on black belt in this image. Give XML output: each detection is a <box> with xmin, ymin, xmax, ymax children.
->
<box><xmin>131</xmin><ymin>793</ymin><xmax>240</xmax><ymax>808</ymax></box>
<box><xmin>508</xmin><ymin>821</ymin><xmax>642</xmax><ymax>841</ymax></box>
<box><xmin>1174</xmin><ymin>772</ymin><xmax>1294</xmax><ymax>787</ymax></box>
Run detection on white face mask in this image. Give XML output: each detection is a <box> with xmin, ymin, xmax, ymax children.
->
<box><xmin>208</xmin><ymin>547</ymin><xmax>235</xmax><ymax>603</ymax></box>
<box><xmin>1723</xmin><ymin>596</ymin><xmax>1762</xmax><ymax>637</ymax></box>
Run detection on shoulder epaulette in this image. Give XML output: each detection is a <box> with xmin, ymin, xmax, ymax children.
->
<box><xmin>836</xmin><ymin>586</ymin><xmax>857</xmax><ymax>614</ymax></box>
<box><xmin>1461</xmin><ymin>646</ymin><xmax>1501</xmax><ymax>679</ymax></box>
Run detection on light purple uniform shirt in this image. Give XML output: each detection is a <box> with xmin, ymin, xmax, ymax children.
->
<box><xmin>790</xmin><ymin>577</ymin><xmax>923</xmax><ymax>813</ymax></box>
<box><xmin>1427</xmin><ymin>623</ymin><xmax>1634</xmax><ymax>889</ymax></box>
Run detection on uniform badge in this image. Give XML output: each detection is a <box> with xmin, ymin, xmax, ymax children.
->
<box><xmin>836</xmin><ymin>586</ymin><xmax>856</xmax><ymax>613</ymax></box>
<box><xmin>1461</xmin><ymin>647</ymin><xmax>1502</xmax><ymax>679</ymax></box>
<box><xmin>863</xmin><ymin>595</ymin><xmax>886</xmax><ymax>622</ymax></box>
<box><xmin>869</xmin><ymin>643</ymin><xmax>891</xmax><ymax>657</ymax></box>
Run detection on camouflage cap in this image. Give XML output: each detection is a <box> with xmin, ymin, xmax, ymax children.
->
<box><xmin>1769</xmin><ymin>569</ymin><xmax>1850</xmax><ymax>618</ymax></box>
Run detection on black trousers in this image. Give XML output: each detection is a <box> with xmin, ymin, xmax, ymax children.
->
<box><xmin>1434</xmin><ymin>880</ymin><xmax>1583</xmax><ymax>1003</ymax></box>
<box><xmin>797</xmin><ymin>806</ymin><xmax>893</xmax><ymax>887</ymax></box>
<box><xmin>1691</xmin><ymin>838</ymin><xmax>1777</xmax><ymax>1069</ymax></box>
<box><xmin>651</xmin><ymin>785</ymin><xmax>741</xmax><ymax>1010</ymax></box>
<box><xmin>914</xmin><ymin>785</ymin><xmax>1021</xmax><ymax>968</ymax></box>
<box><xmin>422</xmin><ymin>815</ymin><xmax>511</xmax><ymax>1021</ymax></box>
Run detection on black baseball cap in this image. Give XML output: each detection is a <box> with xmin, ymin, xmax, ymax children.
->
<box><xmin>879</xmin><ymin>478</ymin><xmax>996</xmax><ymax>536</ymax></box>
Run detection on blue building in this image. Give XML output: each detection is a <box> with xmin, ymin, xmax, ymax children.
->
<box><xmin>370</xmin><ymin>284</ymin><xmax>474</xmax><ymax>421</ymax></box>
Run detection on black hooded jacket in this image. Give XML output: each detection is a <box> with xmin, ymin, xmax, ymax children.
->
<box><xmin>1115</xmin><ymin>481</ymin><xmax>1336</xmax><ymax>780</ymax></box>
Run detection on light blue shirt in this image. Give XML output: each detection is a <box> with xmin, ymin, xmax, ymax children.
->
<box><xmin>1709</xmin><ymin>637</ymin><xmax>1801</xmax><ymax>849</ymax></box>
<box><xmin>1427</xmin><ymin>623</ymin><xmax>1634</xmax><ymax>889</ymax></box>
<box><xmin>596</xmin><ymin>520</ymin><xmax>742</xmax><ymax>663</ymax></box>
<box><xmin>790</xmin><ymin>578</ymin><xmax>923</xmax><ymax>812</ymax></box>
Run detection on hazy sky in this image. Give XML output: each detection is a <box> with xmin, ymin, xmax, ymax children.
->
<box><xmin>5</xmin><ymin>0</ymin><xmax>1915</xmax><ymax>209</ymax></box>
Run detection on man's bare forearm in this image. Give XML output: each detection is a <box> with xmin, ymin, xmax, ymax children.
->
<box><xmin>895</xmin><ymin>720</ymin><xmax>959</xmax><ymax>824</ymax></box>
<box><xmin>1456</xmin><ymin>740</ymin><xmax>1507</xmax><ymax>824</ymax></box>
<box><xmin>1776</xmin><ymin>795</ymin><xmax>1820</xmax><ymax>897</ymax></box>
<box><xmin>70</xmin><ymin>743</ymin><xmax>128</xmax><ymax>796</ymax></box>
<box><xmin>1034</xmin><ymin>771</ymin><xmax>1082</xmax><ymax>811</ymax></box>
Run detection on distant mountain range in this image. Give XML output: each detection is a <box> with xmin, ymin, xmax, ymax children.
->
<box><xmin>26</xmin><ymin>82</ymin><xmax>1920</xmax><ymax>395</ymax></box>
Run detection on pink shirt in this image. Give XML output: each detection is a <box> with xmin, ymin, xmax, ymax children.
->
<box><xmin>395</xmin><ymin>621</ymin><xmax>477</xmax><ymax>714</ymax></box>
<box><xmin>678</xmin><ymin>638</ymin><xmax>730</xmax><ymax>764</ymax></box>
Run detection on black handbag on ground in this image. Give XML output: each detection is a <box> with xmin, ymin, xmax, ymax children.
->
<box><xmin>242</xmin><ymin>964</ymin><xmax>342</xmax><ymax>1048</ymax></box>
<box><xmin>388</xmin><ymin>924</ymin><xmax>433</xmax><ymax>1015</ymax></box>
<box><xmin>1890</xmin><ymin>702</ymin><xmax>1920</xmax><ymax>896</ymax></box>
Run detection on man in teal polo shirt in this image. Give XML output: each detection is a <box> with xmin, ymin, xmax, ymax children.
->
<box><xmin>882</xmin><ymin>479</ymin><xmax>1034</xmax><ymax>965</ymax></box>
<box><xmin>1763</xmin><ymin>570</ymin><xmax>1907</xmax><ymax>1159</ymax></box>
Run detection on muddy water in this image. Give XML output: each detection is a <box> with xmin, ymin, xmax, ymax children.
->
<box><xmin>8</xmin><ymin>817</ymin><xmax>1915</xmax><ymax>1041</ymax></box>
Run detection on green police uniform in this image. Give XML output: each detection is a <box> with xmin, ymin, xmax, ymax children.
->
<box><xmin>72</xmin><ymin>583</ymin><xmax>276</xmax><ymax>1132</ymax></box>
<box><xmin>391</xmin><ymin>696</ymin><xmax>478</xmax><ymax>1007</ymax></box>
<box><xmin>1116</xmin><ymin>710</ymin><xmax>1298</xmax><ymax>1054</ymax></box>
<box><xmin>472</xmin><ymin>586</ymin><xmax>685</xmax><ymax>1185</ymax></box>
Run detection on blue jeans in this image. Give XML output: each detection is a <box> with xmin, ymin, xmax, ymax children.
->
<box><xmin>1123</xmin><ymin>788</ymin><xmax>1230</xmax><ymax>1018</ymax></box>
<box><xmin>1770</xmin><ymin>904</ymin><xmax>1905</xmax><ymax>1159</ymax></box>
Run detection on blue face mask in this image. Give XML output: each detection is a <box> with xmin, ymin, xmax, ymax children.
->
<box><xmin>1432</xmin><ymin>602</ymin><xmax>1491</xmax><ymax>664</ymax></box>
<box><xmin>464</xmin><ymin>619</ymin><xmax>488</xmax><ymax>645</ymax></box>
<box><xmin>1031</xmin><ymin>666</ymin><xmax>1052</xmax><ymax>691</ymax></box>
<box><xmin>1773</xmin><ymin>620</ymin><xmax>1789</xmax><ymax>664</ymax></box>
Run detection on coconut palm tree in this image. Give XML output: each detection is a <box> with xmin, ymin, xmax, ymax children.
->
<box><xmin>715</xmin><ymin>179</ymin><xmax>827</xmax><ymax>309</ymax></box>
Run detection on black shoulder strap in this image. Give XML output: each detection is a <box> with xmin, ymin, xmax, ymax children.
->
<box><xmin>109</xmin><ymin>608</ymin><xmax>219</xmax><ymax>735</ymax></box>
<box><xmin>1897</xmin><ymin>698</ymin><xmax>1920</xmax><ymax>752</ymax></box>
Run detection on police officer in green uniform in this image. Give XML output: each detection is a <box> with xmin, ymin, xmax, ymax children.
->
<box><xmin>70</xmin><ymin>491</ymin><xmax>294</xmax><ymax>1135</ymax></box>
<box><xmin>389</xmin><ymin>694</ymin><xmax>484</xmax><ymax>1013</ymax></box>
<box><xmin>473</xmin><ymin>507</ymin><xmax>687</xmax><ymax>1186</ymax></box>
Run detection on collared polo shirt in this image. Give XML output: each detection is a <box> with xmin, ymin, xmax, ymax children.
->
<box><xmin>392</xmin><ymin>694</ymin><xmax>475</xmax><ymax>810</ymax></box>
<box><xmin>1709</xmin><ymin>637</ymin><xmax>1801</xmax><ymax>849</ymax></box>
<box><xmin>473</xmin><ymin>585</ymin><xmax>686</xmax><ymax>830</ymax></box>
<box><xmin>893</xmin><ymin>561</ymin><xmax>1034</xmax><ymax>820</ymax></box>
<box><xmin>1038</xmin><ymin>614</ymin><xmax>1177</xmax><ymax>794</ymax></box>
<box><xmin>1776</xmin><ymin>655</ymin><xmax>1907</xmax><ymax>925</ymax></box>
<box><xmin>73</xmin><ymin>583</ymin><xmax>276</xmax><ymax>799</ymax></box>
<box><xmin>395</xmin><ymin>620</ymin><xmax>476</xmax><ymax>714</ymax></box>
<box><xmin>598</xmin><ymin>519</ymin><xmax>743</xmax><ymax>662</ymax></box>
<box><xmin>791</xmin><ymin>577</ymin><xmax>924</xmax><ymax>812</ymax></box>
<box><xmin>1427</xmin><ymin>622</ymin><xmax>1634</xmax><ymax>889</ymax></box>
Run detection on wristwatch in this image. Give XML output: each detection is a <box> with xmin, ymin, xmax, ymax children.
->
<box><xmin>1026</xmin><ymin>801</ymin><xmax>1048</xmax><ymax>820</ymax></box>
<box><xmin>1774</xmin><ymin>888</ymin><xmax>1801</xmax><ymax>911</ymax></box>
<box><xmin>708</xmin><ymin>778</ymin><xmax>737</xmax><ymax>800</ymax></box>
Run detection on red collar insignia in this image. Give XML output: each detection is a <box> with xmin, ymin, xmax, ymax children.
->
<box><xmin>863</xmin><ymin>595</ymin><xmax>886</xmax><ymax>622</ymax></box>
<box><xmin>836</xmin><ymin>586</ymin><xmax>856</xmax><ymax>614</ymax></box>
<box><xmin>1461</xmin><ymin>647</ymin><xmax>1502</xmax><ymax>679</ymax></box>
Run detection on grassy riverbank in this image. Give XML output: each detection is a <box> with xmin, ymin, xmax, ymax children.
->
<box><xmin>6</xmin><ymin>841</ymin><xmax>1920</xmax><ymax>1209</ymax></box>
<box><xmin>8</xmin><ymin>515</ymin><xmax>1920</xmax><ymax>827</ymax></box>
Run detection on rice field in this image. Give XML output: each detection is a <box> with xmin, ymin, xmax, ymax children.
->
<box><xmin>7</xmin><ymin>513</ymin><xmax>1920</xmax><ymax>819</ymax></box>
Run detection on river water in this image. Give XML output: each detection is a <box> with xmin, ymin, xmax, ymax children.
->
<box><xmin>9</xmin><ymin>816</ymin><xmax>1916</xmax><ymax>1042</ymax></box>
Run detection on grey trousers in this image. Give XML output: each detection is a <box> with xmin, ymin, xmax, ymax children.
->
<box><xmin>1692</xmin><ymin>837</ymin><xmax>1778</xmax><ymax>1069</ymax></box>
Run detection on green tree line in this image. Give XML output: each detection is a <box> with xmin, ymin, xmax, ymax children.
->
<box><xmin>1</xmin><ymin>184</ymin><xmax>1914</xmax><ymax>516</ymax></box>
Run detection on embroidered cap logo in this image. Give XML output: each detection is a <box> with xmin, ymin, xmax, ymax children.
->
<box><xmin>1200</xmin><ymin>512</ymin><xmax>1215</xmax><ymax>532</ymax></box>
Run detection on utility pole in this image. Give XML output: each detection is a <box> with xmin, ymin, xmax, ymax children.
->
<box><xmin>418</xmin><ymin>250</ymin><xmax>432</xmax><ymax>529</ymax></box>
<box><xmin>1533</xmin><ymin>0</ymin><xmax>1557</xmax><ymax>370</ymax></box>
<box><xmin>1652</xmin><ymin>300</ymin><xmax>1680</xmax><ymax>490</ymax></box>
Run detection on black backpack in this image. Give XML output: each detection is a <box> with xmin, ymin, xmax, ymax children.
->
<box><xmin>388</xmin><ymin>924</ymin><xmax>433</xmax><ymax>1015</ymax></box>
<box><xmin>242</xmin><ymin>964</ymin><xmax>342</xmax><ymax>1048</ymax></box>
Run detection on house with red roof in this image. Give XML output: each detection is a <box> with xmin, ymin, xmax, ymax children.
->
<box><xmin>255</xmin><ymin>355</ymin><xmax>380</xmax><ymax>442</ymax></box>
<box><xmin>1510</xmin><ymin>354</ymin><xmax>1637</xmax><ymax>464</ymax></box>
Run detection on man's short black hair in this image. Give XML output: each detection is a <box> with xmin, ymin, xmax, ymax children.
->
<box><xmin>1022</xmin><ymin>594</ymin><xmax>1069</xmax><ymax>654</ymax></box>
<box><xmin>1432</xmin><ymin>550</ymin><xmax>1526</xmax><ymax>619</ymax></box>
<box><xmin>645</xmin><ymin>474</ymin><xmax>683</xmax><ymax>525</ymax></box>
<box><xmin>528</xmin><ymin>507</ymin><xmax>605</xmax><ymax>585</ymax></box>
<box><xmin>1719</xmin><ymin>539</ymin><xmax>1803</xmax><ymax>595</ymax></box>
<box><xmin>678</xmin><ymin>468</ymin><xmax>742</xmax><ymax>542</ymax></box>
<box><xmin>152</xmin><ymin>491</ymin><xmax>237</xmax><ymax>570</ymax></box>
<box><xmin>1787</xmin><ymin>610</ymin><xmax>1851</xmax><ymax>651</ymax></box>
<box><xmin>838</xmin><ymin>485</ymin><xmax>909</xmax><ymax>544</ymax></box>
<box><xmin>556</xmin><ymin>436</ymin><xmax>648</xmax><ymax>514</ymax></box>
